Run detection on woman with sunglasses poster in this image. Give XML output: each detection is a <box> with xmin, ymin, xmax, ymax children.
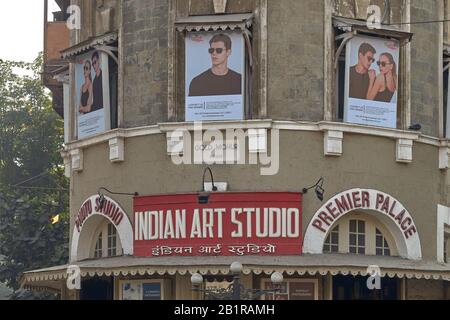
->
<box><xmin>78</xmin><ymin>60</ymin><xmax>93</xmax><ymax>114</ymax></box>
<box><xmin>367</xmin><ymin>53</ymin><xmax>398</xmax><ymax>103</ymax></box>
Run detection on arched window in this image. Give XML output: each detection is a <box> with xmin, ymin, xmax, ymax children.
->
<box><xmin>320</xmin><ymin>214</ymin><xmax>397</xmax><ymax>257</ymax></box>
<box><xmin>375</xmin><ymin>228</ymin><xmax>391</xmax><ymax>256</ymax></box>
<box><xmin>91</xmin><ymin>222</ymin><xmax>122</xmax><ymax>258</ymax></box>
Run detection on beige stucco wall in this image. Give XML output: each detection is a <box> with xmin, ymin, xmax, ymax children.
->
<box><xmin>69</xmin><ymin>130</ymin><xmax>444</xmax><ymax>261</ymax></box>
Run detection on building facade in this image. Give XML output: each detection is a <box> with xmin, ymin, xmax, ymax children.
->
<box><xmin>22</xmin><ymin>0</ymin><xmax>450</xmax><ymax>300</ymax></box>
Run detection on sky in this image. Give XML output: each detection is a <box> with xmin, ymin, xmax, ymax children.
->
<box><xmin>0</xmin><ymin>0</ymin><xmax>60</xmax><ymax>63</ymax></box>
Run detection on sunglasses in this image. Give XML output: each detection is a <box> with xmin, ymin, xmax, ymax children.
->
<box><xmin>92</xmin><ymin>60</ymin><xmax>98</xmax><ymax>65</ymax></box>
<box><xmin>208</xmin><ymin>48</ymin><xmax>225</xmax><ymax>54</ymax></box>
<box><xmin>377</xmin><ymin>61</ymin><xmax>392</xmax><ymax>67</ymax></box>
<box><xmin>84</xmin><ymin>66</ymin><xmax>90</xmax><ymax>71</ymax></box>
<box><xmin>367</xmin><ymin>57</ymin><xmax>375</xmax><ymax>63</ymax></box>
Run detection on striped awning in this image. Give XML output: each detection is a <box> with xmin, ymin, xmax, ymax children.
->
<box><xmin>333</xmin><ymin>17</ymin><xmax>413</xmax><ymax>42</ymax></box>
<box><xmin>60</xmin><ymin>32</ymin><xmax>118</xmax><ymax>60</ymax></box>
<box><xmin>21</xmin><ymin>254</ymin><xmax>450</xmax><ymax>291</ymax></box>
<box><xmin>175</xmin><ymin>13</ymin><xmax>254</xmax><ymax>32</ymax></box>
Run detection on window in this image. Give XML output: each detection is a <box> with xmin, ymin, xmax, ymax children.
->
<box><xmin>324</xmin><ymin>225</ymin><xmax>339</xmax><ymax>253</ymax></box>
<box><xmin>349</xmin><ymin>220</ymin><xmax>365</xmax><ymax>255</ymax></box>
<box><xmin>94</xmin><ymin>232</ymin><xmax>103</xmax><ymax>258</ymax></box>
<box><xmin>174</xmin><ymin>14</ymin><xmax>255</xmax><ymax>122</ymax></box>
<box><xmin>331</xmin><ymin>2</ymin><xmax>412</xmax><ymax>129</ymax></box>
<box><xmin>61</xmin><ymin>33</ymin><xmax>119</xmax><ymax>142</ymax></box>
<box><xmin>323</xmin><ymin>215</ymin><xmax>397</xmax><ymax>256</ymax></box>
<box><xmin>107</xmin><ymin>223</ymin><xmax>117</xmax><ymax>257</ymax></box>
<box><xmin>375</xmin><ymin>228</ymin><xmax>391</xmax><ymax>256</ymax></box>
<box><xmin>90</xmin><ymin>222</ymin><xmax>122</xmax><ymax>258</ymax></box>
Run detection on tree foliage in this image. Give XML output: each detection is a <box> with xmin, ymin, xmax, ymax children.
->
<box><xmin>0</xmin><ymin>55</ymin><xmax>69</xmax><ymax>293</ymax></box>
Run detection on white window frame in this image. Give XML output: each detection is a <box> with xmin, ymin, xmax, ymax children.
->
<box><xmin>90</xmin><ymin>221</ymin><xmax>123</xmax><ymax>258</ymax></box>
<box><xmin>323</xmin><ymin>213</ymin><xmax>398</xmax><ymax>256</ymax></box>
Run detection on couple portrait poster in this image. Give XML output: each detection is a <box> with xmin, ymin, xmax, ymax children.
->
<box><xmin>75</xmin><ymin>50</ymin><xmax>110</xmax><ymax>139</ymax></box>
<box><xmin>185</xmin><ymin>31</ymin><xmax>245</xmax><ymax>122</ymax></box>
<box><xmin>345</xmin><ymin>35</ymin><xmax>400</xmax><ymax>129</ymax></box>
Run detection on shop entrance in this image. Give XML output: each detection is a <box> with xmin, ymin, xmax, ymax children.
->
<box><xmin>332</xmin><ymin>275</ymin><xmax>399</xmax><ymax>300</ymax></box>
<box><xmin>80</xmin><ymin>276</ymin><xmax>114</xmax><ymax>300</ymax></box>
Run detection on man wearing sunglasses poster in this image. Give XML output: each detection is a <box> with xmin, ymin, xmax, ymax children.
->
<box><xmin>91</xmin><ymin>51</ymin><xmax>103</xmax><ymax>112</ymax></box>
<box><xmin>188</xmin><ymin>33</ymin><xmax>242</xmax><ymax>97</ymax></box>
<box><xmin>349</xmin><ymin>43</ymin><xmax>377</xmax><ymax>100</ymax></box>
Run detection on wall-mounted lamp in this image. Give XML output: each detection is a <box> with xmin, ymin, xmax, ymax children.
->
<box><xmin>302</xmin><ymin>177</ymin><xmax>325</xmax><ymax>202</ymax></box>
<box><xmin>97</xmin><ymin>187</ymin><xmax>139</xmax><ymax>210</ymax></box>
<box><xmin>198</xmin><ymin>167</ymin><xmax>218</xmax><ymax>204</ymax></box>
<box><xmin>408</xmin><ymin>124</ymin><xmax>421</xmax><ymax>131</ymax></box>
<box><xmin>202</xmin><ymin>167</ymin><xmax>218</xmax><ymax>192</ymax></box>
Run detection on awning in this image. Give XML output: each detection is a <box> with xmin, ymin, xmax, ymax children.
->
<box><xmin>61</xmin><ymin>32</ymin><xmax>118</xmax><ymax>60</ymax></box>
<box><xmin>175</xmin><ymin>13</ymin><xmax>254</xmax><ymax>32</ymax></box>
<box><xmin>333</xmin><ymin>17</ymin><xmax>413</xmax><ymax>43</ymax></box>
<box><xmin>21</xmin><ymin>254</ymin><xmax>450</xmax><ymax>290</ymax></box>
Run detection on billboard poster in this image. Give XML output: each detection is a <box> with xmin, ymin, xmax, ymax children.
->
<box><xmin>185</xmin><ymin>31</ymin><xmax>245</xmax><ymax>121</ymax></box>
<box><xmin>133</xmin><ymin>192</ymin><xmax>303</xmax><ymax>257</ymax></box>
<box><xmin>75</xmin><ymin>50</ymin><xmax>111</xmax><ymax>139</ymax></box>
<box><xmin>344</xmin><ymin>35</ymin><xmax>400</xmax><ymax>128</ymax></box>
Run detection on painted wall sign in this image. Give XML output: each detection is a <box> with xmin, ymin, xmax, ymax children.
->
<box><xmin>303</xmin><ymin>188</ymin><xmax>422</xmax><ymax>260</ymax></box>
<box><xmin>75</xmin><ymin>196</ymin><xmax>125</xmax><ymax>233</ymax></box>
<box><xmin>133</xmin><ymin>192</ymin><xmax>302</xmax><ymax>257</ymax></box>
<box><xmin>71</xmin><ymin>195</ymin><xmax>133</xmax><ymax>262</ymax></box>
<box><xmin>310</xmin><ymin>189</ymin><xmax>417</xmax><ymax>239</ymax></box>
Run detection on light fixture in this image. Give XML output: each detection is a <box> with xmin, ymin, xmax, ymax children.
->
<box><xmin>198</xmin><ymin>167</ymin><xmax>218</xmax><ymax>204</ymax></box>
<box><xmin>202</xmin><ymin>167</ymin><xmax>218</xmax><ymax>192</ymax></box>
<box><xmin>190</xmin><ymin>262</ymin><xmax>283</xmax><ymax>300</ymax></box>
<box><xmin>408</xmin><ymin>124</ymin><xmax>421</xmax><ymax>131</ymax></box>
<box><xmin>230</xmin><ymin>261</ymin><xmax>243</xmax><ymax>274</ymax></box>
<box><xmin>97</xmin><ymin>187</ymin><xmax>139</xmax><ymax>210</ymax></box>
<box><xmin>302</xmin><ymin>177</ymin><xmax>325</xmax><ymax>202</ymax></box>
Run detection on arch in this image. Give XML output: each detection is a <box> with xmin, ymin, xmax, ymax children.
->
<box><xmin>303</xmin><ymin>188</ymin><xmax>422</xmax><ymax>260</ymax></box>
<box><xmin>70</xmin><ymin>195</ymin><xmax>133</xmax><ymax>262</ymax></box>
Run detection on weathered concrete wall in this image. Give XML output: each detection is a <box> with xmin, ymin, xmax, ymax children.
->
<box><xmin>69</xmin><ymin>130</ymin><xmax>444</xmax><ymax>261</ymax></box>
<box><xmin>334</xmin><ymin>0</ymin><xmax>403</xmax><ymax>23</ymax></box>
<box><xmin>69</xmin><ymin>1</ymin><xmax>444</xmax><ymax>133</ymax></box>
<box><xmin>410</xmin><ymin>1</ymin><xmax>441</xmax><ymax>137</ymax></box>
<box><xmin>267</xmin><ymin>0</ymin><xmax>324</xmax><ymax>121</ymax></box>
<box><xmin>122</xmin><ymin>0</ymin><xmax>169</xmax><ymax>127</ymax></box>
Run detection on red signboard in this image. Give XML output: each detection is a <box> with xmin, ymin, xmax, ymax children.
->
<box><xmin>133</xmin><ymin>192</ymin><xmax>302</xmax><ymax>257</ymax></box>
